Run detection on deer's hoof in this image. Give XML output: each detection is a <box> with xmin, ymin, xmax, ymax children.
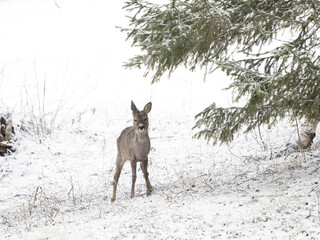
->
<box><xmin>111</xmin><ymin>197</ymin><xmax>116</xmax><ymax>202</ymax></box>
<box><xmin>148</xmin><ymin>185</ymin><xmax>153</xmax><ymax>195</ymax></box>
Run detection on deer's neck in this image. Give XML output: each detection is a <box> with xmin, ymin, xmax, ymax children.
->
<box><xmin>134</xmin><ymin>131</ymin><xmax>149</xmax><ymax>142</ymax></box>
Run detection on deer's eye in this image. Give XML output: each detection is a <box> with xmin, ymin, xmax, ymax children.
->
<box><xmin>144</xmin><ymin>118</ymin><xmax>147</xmax><ymax>122</ymax></box>
<box><xmin>134</xmin><ymin>119</ymin><xmax>137</xmax><ymax>122</ymax></box>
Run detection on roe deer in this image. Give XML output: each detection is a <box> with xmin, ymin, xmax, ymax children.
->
<box><xmin>111</xmin><ymin>101</ymin><xmax>153</xmax><ymax>202</ymax></box>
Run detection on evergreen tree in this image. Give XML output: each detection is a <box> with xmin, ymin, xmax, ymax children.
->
<box><xmin>122</xmin><ymin>0</ymin><xmax>320</xmax><ymax>145</ymax></box>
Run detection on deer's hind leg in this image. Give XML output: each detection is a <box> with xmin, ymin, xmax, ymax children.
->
<box><xmin>111</xmin><ymin>154</ymin><xmax>125</xmax><ymax>202</ymax></box>
<box><xmin>140</xmin><ymin>158</ymin><xmax>152</xmax><ymax>196</ymax></box>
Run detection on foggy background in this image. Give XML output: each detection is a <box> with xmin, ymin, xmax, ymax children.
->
<box><xmin>0</xmin><ymin>0</ymin><xmax>231</xmax><ymax>126</ymax></box>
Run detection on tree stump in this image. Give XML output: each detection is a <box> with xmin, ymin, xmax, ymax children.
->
<box><xmin>0</xmin><ymin>115</ymin><xmax>15</xmax><ymax>156</ymax></box>
<box><xmin>295</xmin><ymin>120</ymin><xmax>319</xmax><ymax>149</ymax></box>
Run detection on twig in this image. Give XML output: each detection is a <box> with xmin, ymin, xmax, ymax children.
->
<box><xmin>312</xmin><ymin>166</ymin><xmax>320</xmax><ymax>173</ymax></box>
<box><xmin>68</xmin><ymin>176</ymin><xmax>76</xmax><ymax>206</ymax></box>
<box><xmin>258</xmin><ymin>124</ymin><xmax>266</xmax><ymax>150</ymax></box>
<box><xmin>227</xmin><ymin>145</ymin><xmax>241</xmax><ymax>160</ymax></box>
<box><xmin>53</xmin><ymin>0</ymin><xmax>60</xmax><ymax>8</ymax></box>
<box><xmin>33</xmin><ymin>186</ymin><xmax>41</xmax><ymax>205</ymax></box>
<box><xmin>204</xmin><ymin>181</ymin><xmax>215</xmax><ymax>190</ymax></box>
<box><xmin>295</xmin><ymin>118</ymin><xmax>301</xmax><ymax>143</ymax></box>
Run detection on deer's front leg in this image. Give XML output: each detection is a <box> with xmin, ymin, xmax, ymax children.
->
<box><xmin>140</xmin><ymin>158</ymin><xmax>152</xmax><ymax>196</ymax></box>
<box><xmin>130</xmin><ymin>161</ymin><xmax>137</xmax><ymax>198</ymax></box>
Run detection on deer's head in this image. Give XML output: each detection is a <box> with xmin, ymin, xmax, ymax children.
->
<box><xmin>131</xmin><ymin>101</ymin><xmax>152</xmax><ymax>135</ymax></box>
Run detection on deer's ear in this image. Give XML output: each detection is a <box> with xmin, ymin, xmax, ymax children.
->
<box><xmin>143</xmin><ymin>102</ymin><xmax>152</xmax><ymax>114</ymax></box>
<box><xmin>131</xmin><ymin>101</ymin><xmax>139</xmax><ymax>113</ymax></box>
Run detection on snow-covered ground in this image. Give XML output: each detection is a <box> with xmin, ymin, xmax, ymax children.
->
<box><xmin>1</xmin><ymin>117</ymin><xmax>320</xmax><ymax>239</ymax></box>
<box><xmin>1</xmin><ymin>0</ymin><xmax>320</xmax><ymax>239</ymax></box>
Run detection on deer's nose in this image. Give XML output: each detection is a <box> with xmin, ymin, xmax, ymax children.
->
<box><xmin>139</xmin><ymin>125</ymin><xmax>145</xmax><ymax>131</ymax></box>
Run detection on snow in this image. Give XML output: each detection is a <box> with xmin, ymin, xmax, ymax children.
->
<box><xmin>1</xmin><ymin>117</ymin><xmax>320</xmax><ymax>239</ymax></box>
<box><xmin>0</xmin><ymin>0</ymin><xmax>320</xmax><ymax>239</ymax></box>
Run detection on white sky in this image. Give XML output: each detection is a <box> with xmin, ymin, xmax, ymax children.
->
<box><xmin>0</xmin><ymin>0</ymin><xmax>232</xmax><ymax>123</ymax></box>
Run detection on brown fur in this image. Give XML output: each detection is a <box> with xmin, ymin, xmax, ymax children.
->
<box><xmin>111</xmin><ymin>101</ymin><xmax>152</xmax><ymax>202</ymax></box>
